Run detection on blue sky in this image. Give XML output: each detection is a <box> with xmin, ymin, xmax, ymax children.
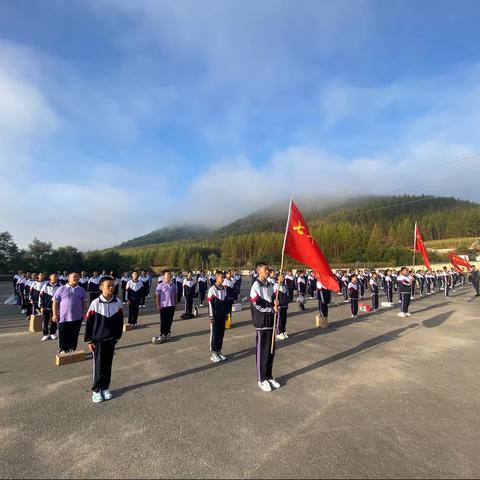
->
<box><xmin>1</xmin><ymin>0</ymin><xmax>480</xmax><ymax>249</ymax></box>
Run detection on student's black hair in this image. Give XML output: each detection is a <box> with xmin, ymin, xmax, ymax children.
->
<box><xmin>256</xmin><ymin>261</ymin><xmax>268</xmax><ymax>270</ymax></box>
<box><xmin>400</xmin><ymin>266</ymin><xmax>407</xmax><ymax>271</ymax></box>
<box><xmin>49</xmin><ymin>272</ymin><xmax>58</xmax><ymax>277</ymax></box>
<box><xmin>162</xmin><ymin>269</ymin><xmax>171</xmax><ymax>275</ymax></box>
<box><xmin>99</xmin><ymin>275</ymin><xmax>115</xmax><ymax>287</ymax></box>
<box><xmin>215</xmin><ymin>270</ymin><xmax>225</xmax><ymax>276</ymax></box>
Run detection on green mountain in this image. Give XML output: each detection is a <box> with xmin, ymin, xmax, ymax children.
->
<box><xmin>118</xmin><ymin>224</ymin><xmax>213</xmax><ymax>248</ymax></box>
<box><xmin>113</xmin><ymin>195</ymin><xmax>480</xmax><ymax>269</ymax></box>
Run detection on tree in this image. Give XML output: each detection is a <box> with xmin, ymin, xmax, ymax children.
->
<box><xmin>27</xmin><ymin>238</ymin><xmax>53</xmax><ymax>271</ymax></box>
<box><xmin>0</xmin><ymin>232</ymin><xmax>19</xmax><ymax>273</ymax></box>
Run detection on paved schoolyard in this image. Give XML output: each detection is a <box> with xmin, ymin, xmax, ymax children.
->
<box><xmin>0</xmin><ymin>280</ymin><xmax>479</xmax><ymax>479</ymax></box>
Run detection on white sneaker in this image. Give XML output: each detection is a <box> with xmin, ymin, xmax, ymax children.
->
<box><xmin>49</xmin><ymin>334</ymin><xmax>57</xmax><ymax>340</ymax></box>
<box><xmin>405</xmin><ymin>312</ymin><xmax>413</xmax><ymax>317</ymax></box>
<box><xmin>397</xmin><ymin>312</ymin><xmax>406</xmax><ymax>317</ymax></box>
<box><xmin>284</xmin><ymin>332</ymin><xmax>289</xmax><ymax>338</ymax></box>
<box><xmin>41</xmin><ymin>335</ymin><xmax>50</xmax><ymax>341</ymax></box>
<box><xmin>258</xmin><ymin>380</ymin><xmax>272</xmax><ymax>392</ymax></box>
<box><xmin>21</xmin><ymin>309</ymin><xmax>27</xmax><ymax>314</ymax></box>
<box><xmin>276</xmin><ymin>333</ymin><xmax>285</xmax><ymax>340</ymax></box>
<box><xmin>218</xmin><ymin>352</ymin><xmax>226</xmax><ymax>361</ymax></box>
<box><xmin>92</xmin><ymin>391</ymin><xmax>103</xmax><ymax>403</ymax></box>
<box><xmin>102</xmin><ymin>389</ymin><xmax>113</xmax><ymax>400</ymax></box>
<box><xmin>268</xmin><ymin>378</ymin><xmax>280</xmax><ymax>389</ymax></box>
<box><xmin>199</xmin><ymin>304</ymin><xmax>204</xmax><ymax>307</ymax></box>
<box><xmin>210</xmin><ymin>352</ymin><xmax>222</xmax><ymax>363</ymax></box>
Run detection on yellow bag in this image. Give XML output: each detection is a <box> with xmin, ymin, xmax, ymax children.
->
<box><xmin>225</xmin><ymin>313</ymin><xmax>231</xmax><ymax>330</ymax></box>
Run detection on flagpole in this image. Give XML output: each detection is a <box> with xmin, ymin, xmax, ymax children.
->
<box><xmin>412</xmin><ymin>221</ymin><xmax>417</xmax><ymax>271</ymax></box>
<box><xmin>271</xmin><ymin>196</ymin><xmax>293</xmax><ymax>354</ymax></box>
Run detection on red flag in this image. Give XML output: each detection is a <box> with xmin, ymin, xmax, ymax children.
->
<box><xmin>449</xmin><ymin>251</ymin><xmax>472</xmax><ymax>271</ymax></box>
<box><xmin>414</xmin><ymin>223</ymin><xmax>431</xmax><ymax>270</ymax></box>
<box><xmin>283</xmin><ymin>199</ymin><xmax>339</xmax><ymax>292</ymax></box>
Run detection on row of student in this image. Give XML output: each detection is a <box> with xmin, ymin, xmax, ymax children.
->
<box><xmin>9</xmin><ymin>261</ymin><xmax>475</xmax><ymax>402</ymax></box>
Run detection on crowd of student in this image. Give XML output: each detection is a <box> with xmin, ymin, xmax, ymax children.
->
<box><xmin>8</xmin><ymin>262</ymin><xmax>479</xmax><ymax>400</ymax></box>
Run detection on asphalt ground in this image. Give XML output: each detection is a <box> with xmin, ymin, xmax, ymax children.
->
<box><xmin>0</xmin><ymin>279</ymin><xmax>479</xmax><ymax>479</ymax></box>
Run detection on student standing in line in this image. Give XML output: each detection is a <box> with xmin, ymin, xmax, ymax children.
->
<box><xmin>348</xmin><ymin>274</ymin><xmax>360</xmax><ymax>318</ymax></box>
<box><xmin>154</xmin><ymin>270</ymin><xmax>177</xmax><ymax>343</ymax></box>
<box><xmin>125</xmin><ymin>271</ymin><xmax>143</xmax><ymax>327</ymax></box>
<box><xmin>52</xmin><ymin>272</ymin><xmax>89</xmax><ymax>354</ymax></box>
<box><xmin>285</xmin><ymin>270</ymin><xmax>295</xmax><ymax>303</ymax></box>
<box><xmin>197</xmin><ymin>271</ymin><xmax>208</xmax><ymax>307</ymax></box>
<box><xmin>397</xmin><ymin>267</ymin><xmax>412</xmax><ymax>318</ymax></box>
<box><xmin>78</xmin><ymin>271</ymin><xmax>89</xmax><ymax>290</ymax></box>
<box><xmin>87</xmin><ymin>271</ymin><xmax>101</xmax><ymax>303</ymax></box>
<box><xmin>39</xmin><ymin>272</ymin><xmax>60</xmax><ymax>341</ymax></box>
<box><xmin>274</xmin><ymin>273</ymin><xmax>289</xmax><ymax>340</ymax></box>
<box><xmin>120</xmin><ymin>272</ymin><xmax>131</xmax><ymax>304</ymax></box>
<box><xmin>182</xmin><ymin>272</ymin><xmax>197</xmax><ymax>319</ymax></box>
<box><xmin>85</xmin><ymin>276</ymin><xmax>124</xmax><ymax>403</ymax></box>
<box><xmin>470</xmin><ymin>265</ymin><xmax>480</xmax><ymax>296</ymax></box>
<box><xmin>207</xmin><ymin>271</ymin><xmax>228</xmax><ymax>363</ymax></box>
<box><xmin>370</xmin><ymin>271</ymin><xmax>379</xmax><ymax>311</ymax></box>
<box><xmin>175</xmin><ymin>272</ymin><xmax>184</xmax><ymax>303</ymax></box>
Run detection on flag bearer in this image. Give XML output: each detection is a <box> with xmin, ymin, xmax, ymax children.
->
<box><xmin>250</xmin><ymin>261</ymin><xmax>280</xmax><ymax>392</ymax></box>
<box><xmin>316</xmin><ymin>279</ymin><xmax>331</xmax><ymax>322</ymax></box>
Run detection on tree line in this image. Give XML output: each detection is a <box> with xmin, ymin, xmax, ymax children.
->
<box><xmin>1</xmin><ymin>198</ymin><xmax>479</xmax><ymax>274</ymax></box>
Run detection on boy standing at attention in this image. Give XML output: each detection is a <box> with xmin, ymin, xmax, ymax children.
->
<box><xmin>250</xmin><ymin>261</ymin><xmax>280</xmax><ymax>392</ymax></box>
<box><xmin>52</xmin><ymin>272</ymin><xmax>89</xmax><ymax>353</ymax></box>
<box><xmin>39</xmin><ymin>272</ymin><xmax>60</xmax><ymax>341</ymax></box>
<box><xmin>348</xmin><ymin>274</ymin><xmax>360</xmax><ymax>318</ymax></box>
<box><xmin>85</xmin><ymin>276</ymin><xmax>124</xmax><ymax>403</ymax></box>
<box><xmin>208</xmin><ymin>271</ymin><xmax>228</xmax><ymax>363</ymax></box>
<box><xmin>154</xmin><ymin>270</ymin><xmax>177</xmax><ymax>342</ymax></box>
<box><xmin>126</xmin><ymin>271</ymin><xmax>143</xmax><ymax>327</ymax></box>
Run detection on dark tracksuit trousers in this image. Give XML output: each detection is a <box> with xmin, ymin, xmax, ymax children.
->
<box><xmin>185</xmin><ymin>295</ymin><xmax>194</xmax><ymax>316</ymax></box>
<box><xmin>92</xmin><ymin>338</ymin><xmax>116</xmax><ymax>393</ymax></box>
<box><xmin>42</xmin><ymin>309</ymin><xmax>57</xmax><ymax>336</ymax></box>
<box><xmin>386</xmin><ymin>286</ymin><xmax>393</xmax><ymax>303</ymax></box>
<box><xmin>58</xmin><ymin>320</ymin><xmax>82</xmax><ymax>352</ymax></box>
<box><xmin>371</xmin><ymin>291</ymin><xmax>379</xmax><ymax>310</ymax></box>
<box><xmin>160</xmin><ymin>306</ymin><xmax>175</xmax><ymax>336</ymax></box>
<box><xmin>199</xmin><ymin>285</ymin><xmax>207</xmax><ymax>304</ymax></box>
<box><xmin>276</xmin><ymin>308</ymin><xmax>288</xmax><ymax>334</ymax></box>
<box><xmin>210</xmin><ymin>315</ymin><xmax>226</xmax><ymax>352</ymax></box>
<box><xmin>317</xmin><ymin>289</ymin><xmax>329</xmax><ymax>318</ymax></box>
<box><xmin>256</xmin><ymin>327</ymin><xmax>275</xmax><ymax>382</ymax></box>
<box><xmin>128</xmin><ymin>300</ymin><xmax>140</xmax><ymax>325</ymax></box>
<box><xmin>287</xmin><ymin>287</ymin><xmax>294</xmax><ymax>303</ymax></box>
<box><xmin>176</xmin><ymin>283</ymin><xmax>183</xmax><ymax>303</ymax></box>
<box><xmin>400</xmin><ymin>292</ymin><xmax>411</xmax><ymax>313</ymax></box>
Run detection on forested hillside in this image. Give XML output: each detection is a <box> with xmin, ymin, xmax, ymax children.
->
<box><xmin>111</xmin><ymin>195</ymin><xmax>480</xmax><ymax>269</ymax></box>
<box><xmin>2</xmin><ymin>195</ymin><xmax>479</xmax><ymax>273</ymax></box>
